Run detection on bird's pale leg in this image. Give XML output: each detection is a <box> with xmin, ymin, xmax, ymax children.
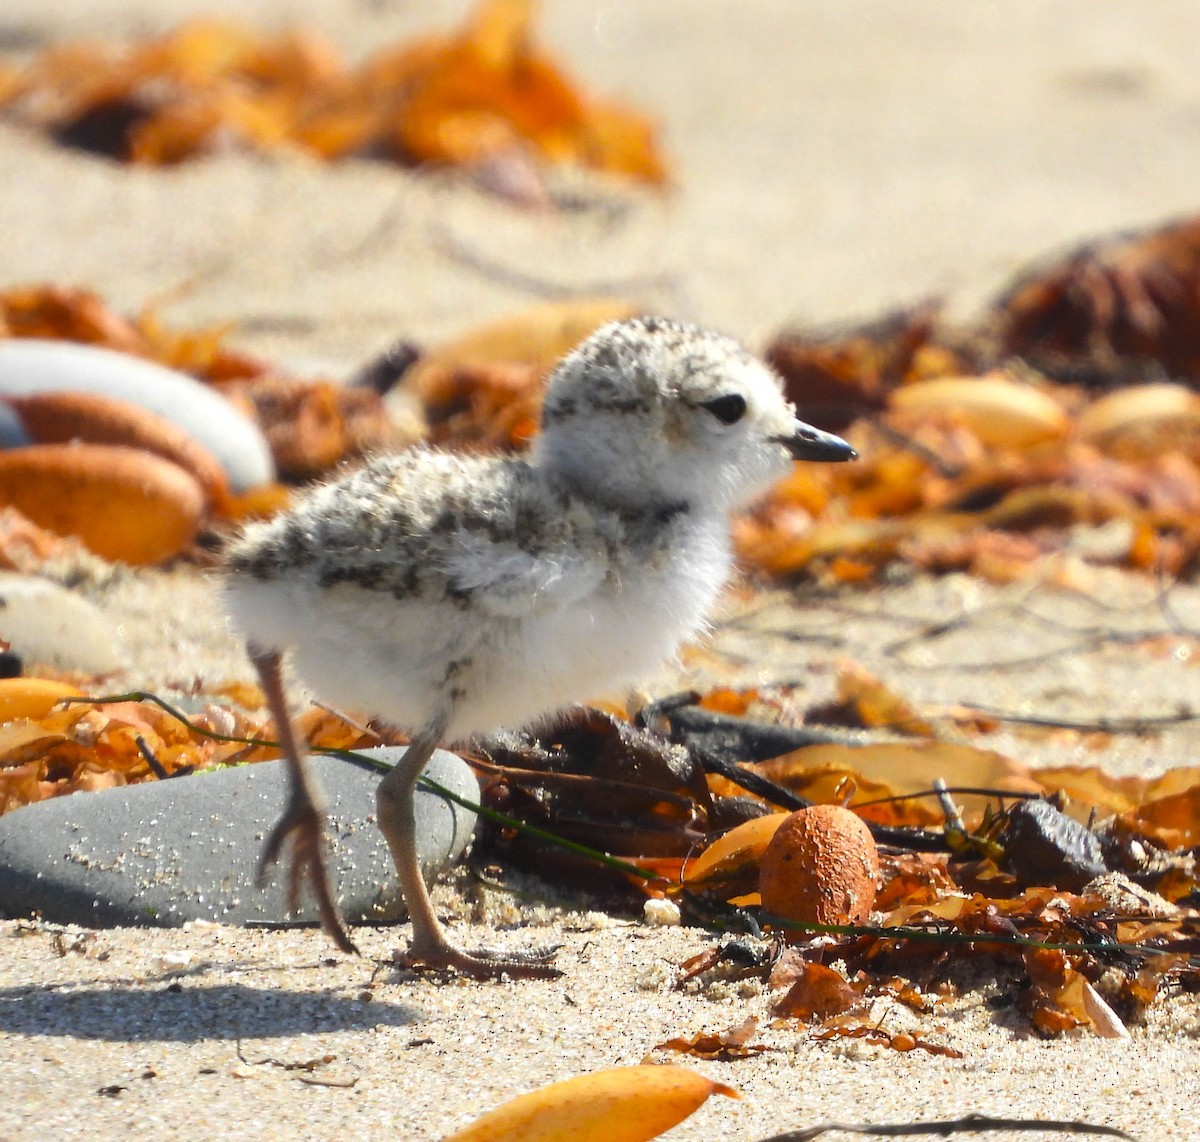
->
<box><xmin>249</xmin><ymin>643</ymin><xmax>357</xmax><ymax>955</ymax></box>
<box><xmin>376</xmin><ymin>718</ymin><xmax>560</xmax><ymax>979</ymax></box>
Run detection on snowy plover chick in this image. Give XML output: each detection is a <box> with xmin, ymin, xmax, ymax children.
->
<box><xmin>223</xmin><ymin>316</ymin><xmax>855</xmax><ymax>978</ymax></box>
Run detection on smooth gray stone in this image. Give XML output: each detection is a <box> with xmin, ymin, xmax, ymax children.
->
<box><xmin>0</xmin><ymin>339</ymin><xmax>275</xmax><ymax>492</ymax></box>
<box><xmin>0</xmin><ymin>572</ymin><xmax>126</xmax><ymax>673</ymax></box>
<box><xmin>0</xmin><ymin>401</ymin><xmax>30</xmax><ymax>448</ymax></box>
<box><xmin>0</xmin><ymin>747</ymin><xmax>478</xmax><ymax>929</ymax></box>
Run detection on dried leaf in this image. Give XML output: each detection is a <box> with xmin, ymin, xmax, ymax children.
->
<box><xmin>655</xmin><ymin>1017</ymin><xmax>768</xmax><ymax>1061</ymax></box>
<box><xmin>221</xmin><ymin>375</ymin><xmax>398</xmax><ymax>480</ymax></box>
<box><xmin>1034</xmin><ymin>764</ymin><xmax>1200</xmax><ymax>817</ymax></box>
<box><xmin>764</xmin><ymin>303</ymin><xmax>947</xmax><ymax>431</ymax></box>
<box><xmin>403</xmin><ymin>298</ymin><xmax>639</xmax><ymax>403</ymax></box>
<box><xmin>0</xmin><ymin>285</ymin><xmax>147</xmax><ymax>353</ymax></box>
<box><xmin>0</xmin><ymin>678</ymin><xmax>82</xmax><ymax>721</ymax></box>
<box><xmin>0</xmin><ymin>506</ymin><xmax>100</xmax><ymax>573</ymax></box>
<box><xmin>996</xmin><ymin>213</ymin><xmax>1200</xmax><ymax>379</ymax></box>
<box><xmin>1021</xmin><ymin>947</ymin><xmax>1091</xmax><ymax>1035</ymax></box>
<box><xmin>1120</xmin><ymin>782</ymin><xmax>1200</xmax><ymax>849</ymax></box>
<box><xmin>439</xmin><ymin>1064</ymin><xmax>737</xmax><ymax>1142</ymax></box>
<box><xmin>751</xmin><ymin>739</ymin><xmax>1038</xmax><ymax>829</ymax></box>
<box><xmin>817</xmin><ymin>661</ymin><xmax>936</xmax><ymax>737</ymax></box>
<box><xmin>809</xmin><ymin>1019</ymin><xmax>963</xmax><ymax>1058</ymax></box>
<box><xmin>889</xmin><ymin>373</ymin><xmax>1070</xmax><ymax>449</ymax></box>
<box><xmin>682</xmin><ymin>813</ymin><xmax>784</xmax><ymax>889</ymax></box>
<box><xmin>771</xmin><ymin>962</ymin><xmax>863</xmax><ymax>1021</ymax></box>
<box><xmin>419</xmin><ymin>362</ymin><xmax>545</xmax><ymax>452</ymax></box>
<box><xmin>1079</xmin><ymin>383</ymin><xmax>1200</xmax><ymax>462</ymax></box>
<box><xmin>4</xmin><ymin>5</ymin><xmax>670</xmax><ymax>185</ymax></box>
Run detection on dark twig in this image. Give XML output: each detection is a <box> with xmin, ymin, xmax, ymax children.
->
<box><xmin>429</xmin><ymin>221</ymin><xmax>680</xmax><ymax>300</ymax></box>
<box><xmin>1153</xmin><ymin>563</ymin><xmax>1200</xmax><ymax>639</ymax></box>
<box><xmin>346</xmin><ymin>340</ymin><xmax>420</xmax><ymax>395</ymax></box>
<box><xmin>755</xmin><ymin>1112</ymin><xmax>1139</xmax><ymax>1140</ymax></box>
<box><xmin>852</xmin><ymin>787</ymin><xmax>1040</xmax><ymax>809</ymax></box>
<box><xmin>694</xmin><ymin>747</ymin><xmax>951</xmax><ymax>852</ymax></box>
<box><xmin>932</xmin><ymin>777</ymin><xmax>965</xmax><ymax>834</ymax></box>
<box><xmin>868</xmin><ymin>418</ymin><xmax>966</xmax><ymax>479</ymax></box>
<box><xmin>307</xmin><ymin>701</ymin><xmax>388</xmax><ymax>744</ymax></box>
<box><xmin>297</xmin><ymin>1074</ymin><xmax>357</xmax><ymax>1088</ymax></box>
<box><xmin>757</xmin><ymin>913</ymin><xmax>1149</xmax><ymax>957</ymax></box>
<box><xmin>235</xmin><ymin>1039</ymin><xmax>333</xmax><ymax>1072</ymax></box>
<box><xmin>880</xmin><ymin>588</ymin><xmax>1055</xmax><ymax>656</ymax></box>
<box><xmin>893</xmin><ymin>627</ymin><xmax>1194</xmax><ymax>673</ymax></box>
<box><xmin>927</xmin><ymin>704</ymin><xmax>1200</xmax><ymax>734</ymax></box>
<box><xmin>882</xmin><ymin>575</ymin><xmax>1200</xmax><ymax>662</ymax></box>
<box><xmin>134</xmin><ymin>735</ymin><xmax>170</xmax><ymax>780</ymax></box>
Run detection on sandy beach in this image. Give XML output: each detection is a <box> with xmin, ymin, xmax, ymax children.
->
<box><xmin>3</xmin><ymin>3</ymin><xmax>1200</xmax><ymax>1139</ymax></box>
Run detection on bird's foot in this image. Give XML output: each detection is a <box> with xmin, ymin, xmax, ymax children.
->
<box><xmin>392</xmin><ymin>935</ymin><xmax>562</xmax><ymax>980</ymax></box>
<box><xmin>258</xmin><ymin>795</ymin><xmax>358</xmax><ymax>956</ymax></box>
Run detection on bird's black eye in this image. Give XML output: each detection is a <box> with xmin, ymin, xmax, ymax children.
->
<box><xmin>701</xmin><ymin>393</ymin><xmax>747</xmax><ymax>425</ymax></box>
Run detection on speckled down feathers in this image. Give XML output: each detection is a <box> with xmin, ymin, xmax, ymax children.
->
<box><xmin>540</xmin><ymin>316</ymin><xmax>760</xmax><ymax>425</ymax></box>
<box><xmin>222</xmin><ymin>316</ymin><xmax>822</xmax><ymax>739</ymax></box>
<box><xmin>225</xmin><ymin>448</ymin><xmax>682</xmax><ymax>606</ymax></box>
<box><xmin>222</xmin><ymin>446</ymin><xmax>725</xmax><ymax>738</ymax></box>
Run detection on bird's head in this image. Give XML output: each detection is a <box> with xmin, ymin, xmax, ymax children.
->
<box><xmin>533</xmin><ymin>316</ymin><xmax>855</xmax><ymax>515</ymax></box>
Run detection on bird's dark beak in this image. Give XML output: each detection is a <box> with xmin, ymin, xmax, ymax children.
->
<box><xmin>776</xmin><ymin>422</ymin><xmax>858</xmax><ymax>462</ymax></box>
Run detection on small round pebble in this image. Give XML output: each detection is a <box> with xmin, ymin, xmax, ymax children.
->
<box><xmin>642</xmin><ymin>897</ymin><xmax>682</xmax><ymax>927</ymax></box>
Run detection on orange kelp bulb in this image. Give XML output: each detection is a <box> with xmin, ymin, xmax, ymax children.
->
<box><xmin>0</xmin><ymin>444</ymin><xmax>205</xmax><ymax>564</ymax></box>
<box><xmin>758</xmin><ymin>804</ymin><xmax>879</xmax><ymax>937</ymax></box>
<box><xmin>7</xmin><ymin>390</ymin><xmax>231</xmax><ymax>511</ymax></box>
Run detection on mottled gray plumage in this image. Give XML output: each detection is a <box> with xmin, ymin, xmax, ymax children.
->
<box><xmin>222</xmin><ymin>315</ymin><xmax>855</xmax><ymax>975</ymax></box>
<box><xmin>226</xmin><ymin>448</ymin><xmax>683</xmax><ymax>606</ymax></box>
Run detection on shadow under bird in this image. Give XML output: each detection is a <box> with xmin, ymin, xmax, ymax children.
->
<box><xmin>223</xmin><ymin>315</ymin><xmax>856</xmax><ymax>978</ymax></box>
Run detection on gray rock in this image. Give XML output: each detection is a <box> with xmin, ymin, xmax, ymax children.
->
<box><xmin>0</xmin><ymin>339</ymin><xmax>275</xmax><ymax>492</ymax></box>
<box><xmin>0</xmin><ymin>401</ymin><xmax>30</xmax><ymax>448</ymax></box>
<box><xmin>0</xmin><ymin>747</ymin><xmax>478</xmax><ymax>930</ymax></box>
<box><xmin>0</xmin><ymin>572</ymin><xmax>126</xmax><ymax>673</ymax></box>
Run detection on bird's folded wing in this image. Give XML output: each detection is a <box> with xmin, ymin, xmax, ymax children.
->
<box><xmin>443</xmin><ymin>535</ymin><xmax>606</xmax><ymax>617</ymax></box>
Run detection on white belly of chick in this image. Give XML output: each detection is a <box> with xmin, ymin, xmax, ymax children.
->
<box><xmin>224</xmin><ymin>526</ymin><xmax>730</xmax><ymax>742</ymax></box>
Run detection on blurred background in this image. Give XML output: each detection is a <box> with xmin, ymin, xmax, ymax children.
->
<box><xmin>3</xmin><ymin>1</ymin><xmax>1200</xmax><ymax>368</ymax></box>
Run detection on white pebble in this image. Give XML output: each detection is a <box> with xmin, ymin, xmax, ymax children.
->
<box><xmin>642</xmin><ymin>897</ymin><xmax>681</xmax><ymax>927</ymax></box>
<box><xmin>0</xmin><ymin>339</ymin><xmax>274</xmax><ymax>491</ymax></box>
